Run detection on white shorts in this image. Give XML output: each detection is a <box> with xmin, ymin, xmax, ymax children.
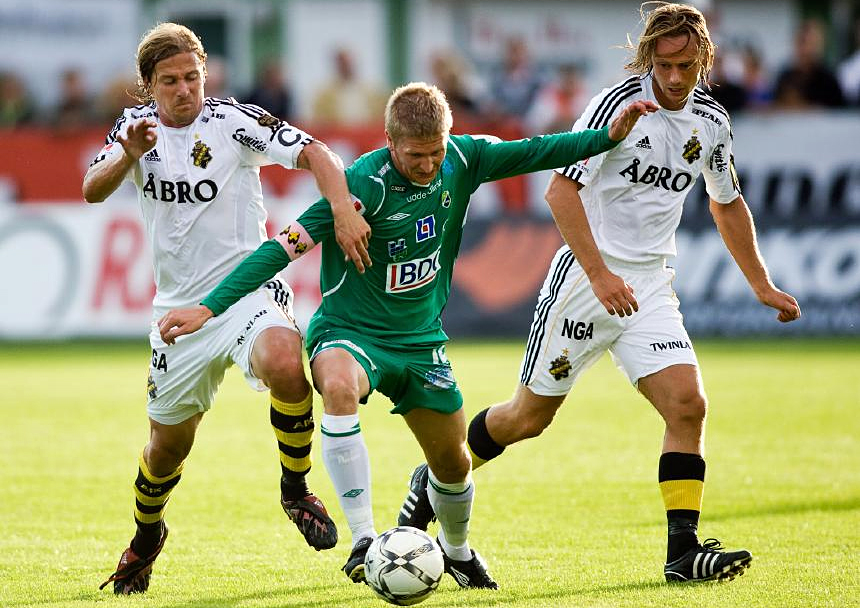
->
<box><xmin>519</xmin><ymin>248</ymin><xmax>698</xmax><ymax>395</ymax></box>
<box><xmin>146</xmin><ymin>278</ymin><xmax>299</xmax><ymax>425</ymax></box>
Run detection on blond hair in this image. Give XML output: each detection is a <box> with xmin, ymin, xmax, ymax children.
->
<box><xmin>133</xmin><ymin>23</ymin><xmax>207</xmax><ymax>103</ymax></box>
<box><xmin>625</xmin><ymin>2</ymin><xmax>715</xmax><ymax>86</ymax></box>
<box><xmin>384</xmin><ymin>82</ymin><xmax>453</xmax><ymax>142</ymax></box>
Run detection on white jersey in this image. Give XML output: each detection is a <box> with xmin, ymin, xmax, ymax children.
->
<box><xmin>91</xmin><ymin>98</ymin><xmax>313</xmax><ymax>316</ymax></box>
<box><xmin>556</xmin><ymin>74</ymin><xmax>740</xmax><ymax>263</ymax></box>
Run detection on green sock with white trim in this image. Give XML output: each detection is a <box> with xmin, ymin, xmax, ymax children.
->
<box><xmin>321</xmin><ymin>413</ymin><xmax>376</xmax><ymax>545</ymax></box>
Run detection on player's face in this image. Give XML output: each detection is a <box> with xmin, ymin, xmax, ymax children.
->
<box><xmin>651</xmin><ymin>34</ymin><xmax>701</xmax><ymax>111</ymax></box>
<box><xmin>149</xmin><ymin>52</ymin><xmax>205</xmax><ymax>127</ymax></box>
<box><xmin>387</xmin><ymin>132</ymin><xmax>448</xmax><ymax>186</ymax></box>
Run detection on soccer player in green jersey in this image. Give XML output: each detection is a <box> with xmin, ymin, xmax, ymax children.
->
<box><xmin>158</xmin><ymin>82</ymin><xmax>656</xmax><ymax>589</ymax></box>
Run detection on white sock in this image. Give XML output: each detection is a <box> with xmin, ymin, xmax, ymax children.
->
<box><xmin>427</xmin><ymin>467</ymin><xmax>473</xmax><ymax>561</ymax></box>
<box><xmin>320</xmin><ymin>413</ymin><xmax>376</xmax><ymax>546</ymax></box>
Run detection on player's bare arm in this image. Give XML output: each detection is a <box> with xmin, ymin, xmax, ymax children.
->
<box><xmin>710</xmin><ymin>196</ymin><xmax>801</xmax><ymax>323</ymax></box>
<box><xmin>545</xmin><ymin>173</ymin><xmax>638</xmax><ymax>317</ymax></box>
<box><xmin>607</xmin><ymin>100</ymin><xmax>659</xmax><ymax>141</ymax></box>
<box><xmin>297</xmin><ymin>141</ymin><xmax>372</xmax><ymax>273</ymax></box>
<box><xmin>82</xmin><ymin>119</ymin><xmax>157</xmax><ymax>202</ymax></box>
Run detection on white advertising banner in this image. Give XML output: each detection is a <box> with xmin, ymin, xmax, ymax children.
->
<box><xmin>0</xmin><ymin>203</ymin><xmax>322</xmax><ymax>339</ymax></box>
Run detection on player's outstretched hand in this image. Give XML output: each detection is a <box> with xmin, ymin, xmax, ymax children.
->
<box><xmin>117</xmin><ymin>118</ymin><xmax>158</xmax><ymax>161</ymax></box>
<box><xmin>334</xmin><ymin>209</ymin><xmax>372</xmax><ymax>273</ymax></box>
<box><xmin>758</xmin><ymin>287</ymin><xmax>801</xmax><ymax>323</ymax></box>
<box><xmin>158</xmin><ymin>305</ymin><xmax>215</xmax><ymax>345</ymax></box>
<box><xmin>590</xmin><ymin>267</ymin><xmax>639</xmax><ymax>317</ymax></box>
<box><xmin>608</xmin><ymin>100</ymin><xmax>659</xmax><ymax>142</ymax></box>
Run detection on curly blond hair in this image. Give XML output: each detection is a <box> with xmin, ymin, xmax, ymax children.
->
<box><xmin>625</xmin><ymin>2</ymin><xmax>715</xmax><ymax>86</ymax></box>
<box><xmin>133</xmin><ymin>23</ymin><xmax>207</xmax><ymax>103</ymax></box>
<box><xmin>385</xmin><ymin>82</ymin><xmax>453</xmax><ymax>142</ymax></box>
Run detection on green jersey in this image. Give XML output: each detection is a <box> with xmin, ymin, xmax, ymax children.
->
<box><xmin>201</xmin><ymin>127</ymin><xmax>619</xmax><ymax>348</ymax></box>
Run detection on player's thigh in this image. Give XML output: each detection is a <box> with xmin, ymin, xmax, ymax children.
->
<box><xmin>609</xmin><ymin>266</ymin><xmax>699</xmax><ymax>386</ymax></box>
<box><xmin>519</xmin><ymin>252</ymin><xmax>622</xmax><ymax>396</ymax></box>
<box><xmin>230</xmin><ymin>279</ymin><xmax>304</xmax><ymax>391</ymax></box>
<box><xmin>637</xmin><ymin>363</ymin><xmax>704</xmax><ymax>421</ymax></box>
<box><xmin>309</xmin><ymin>337</ymin><xmax>375</xmax><ymax>410</ymax></box>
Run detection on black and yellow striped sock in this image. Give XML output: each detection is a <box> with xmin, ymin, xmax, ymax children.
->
<box><xmin>132</xmin><ymin>453</ymin><xmax>182</xmax><ymax>557</ymax></box>
<box><xmin>467</xmin><ymin>408</ymin><xmax>506</xmax><ymax>470</ymax></box>
<box><xmin>659</xmin><ymin>452</ymin><xmax>705</xmax><ymax>562</ymax></box>
<box><xmin>271</xmin><ymin>389</ymin><xmax>314</xmax><ymax>500</ymax></box>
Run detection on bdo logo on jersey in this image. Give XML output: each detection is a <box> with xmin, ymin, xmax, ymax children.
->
<box><xmin>386</xmin><ymin>248</ymin><xmax>441</xmax><ymax>293</ymax></box>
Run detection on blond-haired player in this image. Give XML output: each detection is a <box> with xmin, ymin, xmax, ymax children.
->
<box><xmin>400</xmin><ymin>3</ymin><xmax>800</xmax><ymax>583</ymax></box>
<box><xmin>84</xmin><ymin>22</ymin><xmax>371</xmax><ymax>594</ymax></box>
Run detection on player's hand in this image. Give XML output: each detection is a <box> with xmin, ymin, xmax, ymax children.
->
<box><xmin>757</xmin><ymin>287</ymin><xmax>801</xmax><ymax>323</ymax></box>
<box><xmin>157</xmin><ymin>305</ymin><xmax>214</xmax><ymax>345</ymax></box>
<box><xmin>333</xmin><ymin>206</ymin><xmax>372</xmax><ymax>273</ymax></box>
<box><xmin>608</xmin><ymin>100</ymin><xmax>659</xmax><ymax>141</ymax></box>
<box><xmin>589</xmin><ymin>267</ymin><xmax>639</xmax><ymax>317</ymax></box>
<box><xmin>117</xmin><ymin>118</ymin><xmax>158</xmax><ymax>161</ymax></box>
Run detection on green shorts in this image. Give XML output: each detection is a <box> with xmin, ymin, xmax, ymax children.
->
<box><xmin>308</xmin><ymin>331</ymin><xmax>463</xmax><ymax>415</ymax></box>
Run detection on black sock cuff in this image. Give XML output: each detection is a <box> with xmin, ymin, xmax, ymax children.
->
<box><xmin>659</xmin><ymin>452</ymin><xmax>705</xmax><ymax>482</ymax></box>
<box><xmin>468</xmin><ymin>408</ymin><xmax>505</xmax><ymax>461</ymax></box>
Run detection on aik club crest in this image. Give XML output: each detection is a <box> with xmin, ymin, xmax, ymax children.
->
<box><xmin>682</xmin><ymin>130</ymin><xmax>701</xmax><ymax>164</ymax></box>
<box><xmin>191</xmin><ymin>139</ymin><xmax>213</xmax><ymax>168</ymax></box>
<box><xmin>548</xmin><ymin>349</ymin><xmax>572</xmax><ymax>380</ymax></box>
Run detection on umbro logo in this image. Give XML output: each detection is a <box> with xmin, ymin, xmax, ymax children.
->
<box><xmin>449</xmin><ymin>567</ymin><xmax>471</xmax><ymax>587</ymax></box>
<box><xmin>386</xmin><ymin>213</ymin><xmax>410</xmax><ymax>221</ymax></box>
<box><xmin>144</xmin><ymin>149</ymin><xmax>161</xmax><ymax>162</ymax></box>
<box><xmin>635</xmin><ymin>136</ymin><xmax>652</xmax><ymax>150</ymax></box>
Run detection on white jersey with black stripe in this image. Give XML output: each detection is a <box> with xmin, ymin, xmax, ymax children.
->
<box><xmin>555</xmin><ymin>74</ymin><xmax>740</xmax><ymax>263</ymax></box>
<box><xmin>91</xmin><ymin>98</ymin><xmax>313</xmax><ymax>316</ymax></box>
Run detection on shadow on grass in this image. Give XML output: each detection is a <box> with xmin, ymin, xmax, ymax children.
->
<box><xmin>9</xmin><ymin>582</ymin><xmax>343</xmax><ymax>608</ymax></box>
<box><xmin>631</xmin><ymin>495</ymin><xmax>860</xmax><ymax>527</ymax></box>
<box><xmin>426</xmin><ymin>579</ymin><xmax>668</xmax><ymax>607</ymax></box>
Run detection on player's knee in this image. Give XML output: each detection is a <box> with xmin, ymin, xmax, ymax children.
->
<box><xmin>668</xmin><ymin>391</ymin><xmax>708</xmax><ymax>429</ymax></box>
<box><xmin>519</xmin><ymin>413</ymin><xmax>554</xmax><ymax>439</ymax></box>
<box><xmin>510</xmin><ymin>398</ymin><xmax>557</xmax><ymax>440</ymax></box>
<box><xmin>255</xmin><ymin>351</ymin><xmax>307</xmax><ymax>397</ymax></box>
<box><xmin>317</xmin><ymin>375</ymin><xmax>361</xmax><ymax>414</ymax></box>
<box><xmin>428</xmin><ymin>450</ymin><xmax>471</xmax><ymax>484</ymax></box>
<box><xmin>147</xmin><ymin>440</ymin><xmax>191</xmax><ymax>473</ymax></box>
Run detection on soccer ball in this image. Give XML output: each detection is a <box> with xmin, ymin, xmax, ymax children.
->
<box><xmin>365</xmin><ymin>526</ymin><xmax>444</xmax><ymax>605</ymax></box>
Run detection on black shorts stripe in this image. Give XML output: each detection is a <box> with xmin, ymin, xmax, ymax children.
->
<box><xmin>264</xmin><ymin>279</ymin><xmax>292</xmax><ymax>313</ymax></box>
<box><xmin>277</xmin><ymin>441</ymin><xmax>312</xmax><ymax>459</ymax></box>
<box><xmin>270</xmin><ymin>408</ymin><xmax>314</xmax><ymax>433</ymax></box>
<box><xmin>520</xmin><ymin>250</ymin><xmax>576</xmax><ymax>385</ymax></box>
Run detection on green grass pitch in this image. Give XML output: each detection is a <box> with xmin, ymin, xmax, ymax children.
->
<box><xmin>1</xmin><ymin>338</ymin><xmax>858</xmax><ymax>607</ymax></box>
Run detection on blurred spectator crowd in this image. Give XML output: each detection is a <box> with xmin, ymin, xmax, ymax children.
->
<box><xmin>1</xmin><ymin>16</ymin><xmax>858</xmax><ymax>135</ymax></box>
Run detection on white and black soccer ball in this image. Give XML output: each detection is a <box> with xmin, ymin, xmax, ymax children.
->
<box><xmin>364</xmin><ymin>526</ymin><xmax>444</xmax><ymax>605</ymax></box>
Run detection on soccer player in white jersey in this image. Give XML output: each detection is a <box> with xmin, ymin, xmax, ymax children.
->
<box><xmin>83</xmin><ymin>23</ymin><xmax>371</xmax><ymax>595</ymax></box>
<box><xmin>399</xmin><ymin>3</ymin><xmax>801</xmax><ymax>583</ymax></box>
